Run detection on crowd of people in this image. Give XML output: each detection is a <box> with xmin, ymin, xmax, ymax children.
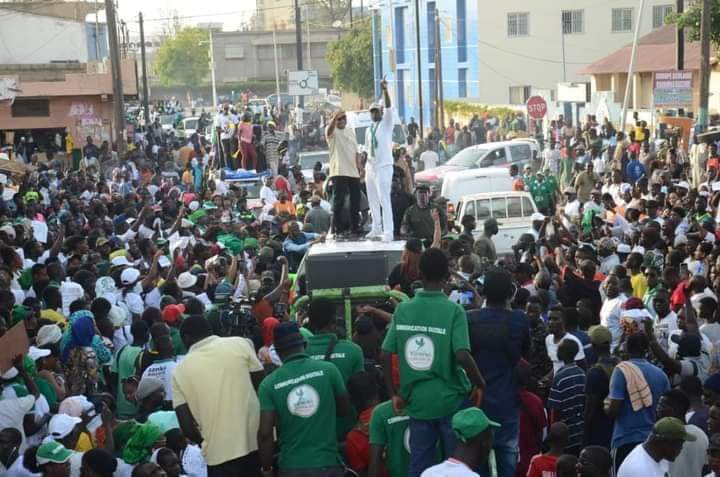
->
<box><xmin>3</xmin><ymin>81</ymin><xmax>720</xmax><ymax>477</ymax></box>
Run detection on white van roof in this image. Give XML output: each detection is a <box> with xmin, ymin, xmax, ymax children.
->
<box><xmin>443</xmin><ymin>167</ymin><xmax>511</xmax><ymax>181</ymax></box>
<box><xmin>459</xmin><ymin>190</ymin><xmax>534</xmax><ymax>202</ymax></box>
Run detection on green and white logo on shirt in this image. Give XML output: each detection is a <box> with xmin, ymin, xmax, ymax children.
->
<box><xmin>404</xmin><ymin>334</ymin><xmax>434</xmax><ymax>371</ymax></box>
<box><xmin>286</xmin><ymin>384</ymin><xmax>320</xmax><ymax>418</ymax></box>
<box><xmin>403</xmin><ymin>428</ymin><xmax>411</xmax><ymax>453</ymax></box>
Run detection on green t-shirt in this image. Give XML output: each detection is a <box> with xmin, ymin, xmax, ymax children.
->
<box><xmin>381</xmin><ymin>290</ymin><xmax>471</xmax><ymax>420</ymax></box>
<box><xmin>258</xmin><ymin>353</ymin><xmax>347</xmax><ymax>470</ymax></box>
<box><xmin>306</xmin><ymin>333</ymin><xmax>364</xmax><ymax>439</ymax></box>
<box><xmin>35</xmin><ymin>377</ymin><xmax>58</xmax><ymax>409</ymax></box>
<box><xmin>369</xmin><ymin>400</ymin><xmax>410</xmax><ymax>477</ymax></box>
<box><xmin>305</xmin><ymin>333</ymin><xmax>364</xmax><ymax>383</ymax></box>
<box><xmin>112</xmin><ymin>344</ymin><xmax>142</xmax><ymax>419</ymax></box>
<box><xmin>169</xmin><ymin>327</ymin><xmax>187</xmax><ymax>356</ymax></box>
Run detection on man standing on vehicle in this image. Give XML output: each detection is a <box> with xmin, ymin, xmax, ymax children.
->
<box><xmin>326</xmin><ymin>110</ymin><xmax>361</xmax><ymax>236</ymax></box>
<box><xmin>365</xmin><ymin>79</ymin><xmax>395</xmax><ymax>242</ymax></box>
<box><xmin>262</xmin><ymin>121</ymin><xmax>284</xmax><ymax>175</ymax></box>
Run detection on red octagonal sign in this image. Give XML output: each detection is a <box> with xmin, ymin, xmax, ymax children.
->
<box><xmin>526</xmin><ymin>96</ymin><xmax>547</xmax><ymax>120</ymax></box>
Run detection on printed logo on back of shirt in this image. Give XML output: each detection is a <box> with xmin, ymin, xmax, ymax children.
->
<box><xmin>286</xmin><ymin>384</ymin><xmax>320</xmax><ymax>418</ymax></box>
<box><xmin>403</xmin><ymin>428</ymin><xmax>411</xmax><ymax>454</ymax></box>
<box><xmin>404</xmin><ymin>334</ymin><xmax>434</xmax><ymax>371</ymax></box>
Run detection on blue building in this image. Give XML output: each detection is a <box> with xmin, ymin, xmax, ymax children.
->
<box><xmin>372</xmin><ymin>0</ymin><xmax>478</xmax><ymax>130</ymax></box>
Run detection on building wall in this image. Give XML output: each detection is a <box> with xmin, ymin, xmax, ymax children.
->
<box><xmin>377</xmin><ymin>0</ymin><xmax>479</xmax><ymax>128</ymax></box>
<box><xmin>0</xmin><ymin>11</ymin><xmax>89</xmax><ymax>64</ymax></box>
<box><xmin>478</xmin><ymin>0</ymin><xmax>677</xmax><ymax>105</ymax></box>
<box><xmin>255</xmin><ymin>0</ymin><xmax>295</xmax><ymax>30</ymax></box>
<box><xmin>212</xmin><ymin>29</ymin><xmax>340</xmax><ymax>84</ymax></box>
<box><xmin>0</xmin><ymin>95</ymin><xmax>113</xmax><ymax>143</ymax></box>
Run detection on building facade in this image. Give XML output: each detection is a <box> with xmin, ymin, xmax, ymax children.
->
<box><xmin>211</xmin><ymin>28</ymin><xmax>342</xmax><ymax>84</ymax></box>
<box><xmin>374</xmin><ymin>0</ymin><xmax>479</xmax><ymax>128</ymax></box>
<box><xmin>255</xmin><ymin>0</ymin><xmax>295</xmax><ymax>30</ymax></box>
<box><xmin>478</xmin><ymin>0</ymin><xmax>678</xmax><ymax>105</ymax></box>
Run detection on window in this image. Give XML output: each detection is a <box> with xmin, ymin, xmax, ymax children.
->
<box><xmin>612</xmin><ymin>8</ymin><xmax>633</xmax><ymax>33</ymax></box>
<box><xmin>507</xmin><ymin>197</ymin><xmax>522</xmax><ymax>218</ymax></box>
<box><xmin>490</xmin><ymin>197</ymin><xmax>507</xmax><ymax>219</ymax></box>
<box><xmin>562</xmin><ymin>10</ymin><xmax>584</xmax><ymax>34</ymax></box>
<box><xmin>507</xmin><ymin>12</ymin><xmax>529</xmax><ymax>37</ymax></box>
<box><xmin>427</xmin><ymin>1</ymin><xmax>436</xmax><ymax>63</ymax></box>
<box><xmin>509</xmin><ymin>86</ymin><xmax>531</xmax><ymax>105</ymax></box>
<box><xmin>458</xmin><ymin>68</ymin><xmax>467</xmax><ymax>98</ymax></box>
<box><xmin>464</xmin><ymin>200</ymin><xmax>475</xmax><ymax>219</ymax></box>
<box><xmin>476</xmin><ymin>199</ymin><xmax>490</xmax><ymax>220</ymax></box>
<box><xmin>653</xmin><ymin>4</ymin><xmax>674</xmax><ymax>28</ymax></box>
<box><xmin>481</xmin><ymin>148</ymin><xmax>507</xmax><ymax>167</ymax></box>
<box><xmin>12</xmin><ymin>99</ymin><xmax>49</xmax><ymax>117</ymax></box>
<box><xmin>457</xmin><ymin>0</ymin><xmax>467</xmax><ymax>62</ymax></box>
<box><xmin>522</xmin><ymin>197</ymin><xmax>535</xmax><ymax>217</ymax></box>
<box><xmin>397</xmin><ymin>70</ymin><xmax>406</xmax><ymax>119</ymax></box>
<box><xmin>509</xmin><ymin>144</ymin><xmax>531</xmax><ymax>163</ymax></box>
<box><xmin>394</xmin><ymin>6</ymin><xmax>406</xmax><ymax>63</ymax></box>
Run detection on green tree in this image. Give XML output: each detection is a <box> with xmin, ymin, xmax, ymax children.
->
<box><xmin>154</xmin><ymin>27</ymin><xmax>209</xmax><ymax>89</ymax></box>
<box><xmin>326</xmin><ymin>22</ymin><xmax>373</xmax><ymax>99</ymax></box>
<box><xmin>667</xmin><ymin>1</ymin><xmax>720</xmax><ymax>47</ymax></box>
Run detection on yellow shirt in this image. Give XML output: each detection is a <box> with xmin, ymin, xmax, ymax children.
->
<box><xmin>172</xmin><ymin>336</ymin><xmax>263</xmax><ymax>465</ymax></box>
<box><xmin>631</xmin><ymin>272</ymin><xmax>648</xmax><ymax>299</ymax></box>
<box><xmin>41</xmin><ymin>309</ymin><xmax>67</xmax><ymax>328</ymax></box>
<box><xmin>326</xmin><ymin>125</ymin><xmax>360</xmax><ymax>179</ymax></box>
<box><xmin>65</xmin><ymin>134</ymin><xmax>75</xmax><ymax>154</ymax></box>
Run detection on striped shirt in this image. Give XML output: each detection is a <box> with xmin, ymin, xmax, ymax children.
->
<box><xmin>548</xmin><ymin>363</ymin><xmax>586</xmax><ymax>449</ymax></box>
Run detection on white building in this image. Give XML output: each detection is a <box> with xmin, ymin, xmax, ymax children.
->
<box><xmin>478</xmin><ymin>0</ymin><xmax>679</xmax><ymax>105</ymax></box>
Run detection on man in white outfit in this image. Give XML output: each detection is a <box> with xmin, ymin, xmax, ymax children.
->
<box><xmin>365</xmin><ymin>79</ymin><xmax>395</xmax><ymax>242</ymax></box>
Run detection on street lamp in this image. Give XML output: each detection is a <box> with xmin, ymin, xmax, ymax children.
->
<box><xmin>199</xmin><ymin>29</ymin><xmax>218</xmax><ymax>108</ymax></box>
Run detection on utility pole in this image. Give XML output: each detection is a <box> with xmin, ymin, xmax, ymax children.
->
<box><xmin>699</xmin><ymin>0</ymin><xmax>711</xmax><ymax>131</ymax></box>
<box><xmin>105</xmin><ymin>0</ymin><xmax>125</xmax><ymax>155</ymax></box>
<box><xmin>139</xmin><ymin>12</ymin><xmax>150</xmax><ymax>130</ymax></box>
<box><xmin>208</xmin><ymin>28</ymin><xmax>218</xmax><ymax>108</ymax></box>
<box><xmin>294</xmin><ymin>0</ymin><xmax>304</xmax><ymax>108</ymax></box>
<box><xmin>94</xmin><ymin>0</ymin><xmax>101</xmax><ymax>59</ymax></box>
<box><xmin>620</xmin><ymin>0</ymin><xmax>645</xmax><ymax>132</ymax></box>
<box><xmin>676</xmin><ymin>0</ymin><xmax>684</xmax><ymax>70</ymax></box>
<box><xmin>273</xmin><ymin>25</ymin><xmax>282</xmax><ymax>111</ymax></box>
<box><xmin>306</xmin><ymin>6</ymin><xmax>312</xmax><ymax>69</ymax></box>
<box><xmin>435</xmin><ymin>9</ymin><xmax>444</xmax><ymax>129</ymax></box>
<box><xmin>350</xmin><ymin>0</ymin><xmax>353</xmax><ymax>27</ymax></box>
<box><xmin>414</xmin><ymin>0</ymin><xmax>423</xmax><ymax>139</ymax></box>
<box><xmin>560</xmin><ymin>13</ymin><xmax>567</xmax><ymax>82</ymax></box>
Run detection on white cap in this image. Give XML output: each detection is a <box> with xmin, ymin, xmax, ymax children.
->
<box><xmin>631</xmin><ymin>245</ymin><xmax>646</xmax><ymax>255</ymax></box>
<box><xmin>28</xmin><ymin>346</ymin><xmax>50</xmax><ymax>361</ymax></box>
<box><xmin>188</xmin><ymin>201</ymin><xmax>200</xmax><ymax>212</ymax></box>
<box><xmin>111</xmin><ymin>256</ymin><xmax>130</xmax><ymax>268</ymax></box>
<box><xmin>120</xmin><ymin>267</ymin><xmax>140</xmax><ymax>285</ymax></box>
<box><xmin>677</xmin><ymin>181</ymin><xmax>690</xmax><ymax>190</ymax></box>
<box><xmin>530</xmin><ymin>212</ymin><xmax>545</xmax><ymax>222</ymax></box>
<box><xmin>177</xmin><ymin>271</ymin><xmax>198</xmax><ymax>290</ymax></box>
<box><xmin>617</xmin><ymin>243</ymin><xmax>632</xmax><ymax>254</ymax></box>
<box><xmin>48</xmin><ymin>414</ymin><xmax>82</xmax><ymax>439</ymax></box>
<box><xmin>36</xmin><ymin>324</ymin><xmax>62</xmax><ymax>347</ymax></box>
<box><xmin>108</xmin><ymin>306</ymin><xmax>128</xmax><ymax>328</ymax></box>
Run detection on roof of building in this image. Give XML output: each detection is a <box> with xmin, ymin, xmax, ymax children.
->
<box><xmin>0</xmin><ymin>1</ymin><xmax>102</xmax><ymax>23</ymax></box>
<box><xmin>579</xmin><ymin>25</ymin><xmax>707</xmax><ymax>75</ymax></box>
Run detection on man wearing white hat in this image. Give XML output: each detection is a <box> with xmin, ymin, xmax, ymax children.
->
<box><xmin>365</xmin><ymin>79</ymin><xmax>395</xmax><ymax>242</ymax></box>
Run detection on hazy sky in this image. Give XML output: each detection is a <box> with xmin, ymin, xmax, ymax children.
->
<box><xmin>116</xmin><ymin>0</ymin><xmax>256</xmax><ymax>36</ymax></box>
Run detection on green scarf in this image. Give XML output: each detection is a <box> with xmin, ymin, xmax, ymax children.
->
<box><xmin>370</xmin><ymin>121</ymin><xmax>379</xmax><ymax>157</ymax></box>
<box><xmin>122</xmin><ymin>422</ymin><xmax>163</xmax><ymax>465</ymax></box>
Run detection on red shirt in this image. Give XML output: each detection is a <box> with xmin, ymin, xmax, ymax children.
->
<box><xmin>517</xmin><ymin>391</ymin><xmax>547</xmax><ymax>477</ymax></box>
<box><xmin>274</xmin><ymin>175</ymin><xmax>292</xmax><ymax>199</ymax></box>
<box><xmin>526</xmin><ymin>454</ymin><xmax>558</xmax><ymax>477</ymax></box>
<box><xmin>708</xmin><ymin>156</ymin><xmax>720</xmax><ymax>171</ymax></box>
<box><xmin>346</xmin><ymin>407</ymin><xmax>389</xmax><ymax>475</ymax></box>
<box><xmin>671</xmin><ymin>280</ymin><xmax>688</xmax><ymax>312</ymax></box>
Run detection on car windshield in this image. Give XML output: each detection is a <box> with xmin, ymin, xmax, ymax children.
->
<box><xmin>235</xmin><ymin>181</ymin><xmax>261</xmax><ymax>199</ymax></box>
<box><xmin>159</xmin><ymin>115</ymin><xmax>175</xmax><ymax>125</ymax></box>
<box><xmin>184</xmin><ymin>119</ymin><xmax>198</xmax><ymax>130</ymax></box>
<box><xmin>447</xmin><ymin>146</ymin><xmax>491</xmax><ymax>167</ymax></box>
<box><xmin>299</xmin><ymin>152</ymin><xmax>329</xmax><ymax>170</ymax></box>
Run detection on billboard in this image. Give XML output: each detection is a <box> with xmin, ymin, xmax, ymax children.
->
<box><xmin>654</xmin><ymin>70</ymin><xmax>693</xmax><ymax>108</ymax></box>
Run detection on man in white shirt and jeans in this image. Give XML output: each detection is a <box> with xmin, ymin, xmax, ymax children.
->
<box><xmin>365</xmin><ymin>79</ymin><xmax>395</xmax><ymax>242</ymax></box>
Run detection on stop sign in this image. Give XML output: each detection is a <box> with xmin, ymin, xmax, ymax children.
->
<box><xmin>526</xmin><ymin>96</ymin><xmax>547</xmax><ymax>120</ymax></box>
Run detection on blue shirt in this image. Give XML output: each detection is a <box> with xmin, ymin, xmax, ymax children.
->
<box><xmin>467</xmin><ymin>308</ymin><xmax>530</xmax><ymax>422</ymax></box>
<box><xmin>548</xmin><ymin>363</ymin><xmax>586</xmax><ymax>449</ymax></box>
<box><xmin>608</xmin><ymin>358</ymin><xmax>670</xmax><ymax>449</ymax></box>
<box><xmin>625</xmin><ymin>160</ymin><xmax>646</xmax><ymax>184</ymax></box>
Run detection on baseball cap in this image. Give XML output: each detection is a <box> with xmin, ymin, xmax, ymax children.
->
<box><xmin>28</xmin><ymin>346</ymin><xmax>50</xmax><ymax>361</ymax></box>
<box><xmin>177</xmin><ymin>271</ymin><xmax>198</xmax><ymax>290</ymax></box>
<box><xmin>95</xmin><ymin>237</ymin><xmax>109</xmax><ymax>248</ymax></box>
<box><xmin>48</xmin><ymin>414</ymin><xmax>82</xmax><ymax>439</ymax></box>
<box><xmin>451</xmin><ymin>407</ymin><xmax>500</xmax><ymax>442</ymax></box>
<box><xmin>273</xmin><ymin>322</ymin><xmax>306</xmax><ymax>352</ymax></box>
<box><xmin>530</xmin><ymin>212</ymin><xmax>545</xmax><ymax>222</ymax></box>
<box><xmin>36</xmin><ymin>441</ymin><xmax>73</xmax><ymax>465</ymax></box>
<box><xmin>588</xmin><ymin>326</ymin><xmax>612</xmax><ymax>346</ymax></box>
<box><xmin>120</xmin><ymin>267</ymin><xmax>141</xmax><ymax>286</ymax></box>
<box><xmin>162</xmin><ymin>304</ymin><xmax>185</xmax><ymax>325</ymax></box>
<box><xmin>652</xmin><ymin>417</ymin><xmax>697</xmax><ymax>441</ymax></box>
<box><xmin>111</xmin><ymin>256</ymin><xmax>131</xmax><ymax>268</ymax></box>
<box><xmin>676</xmin><ymin>181</ymin><xmax>690</xmax><ymax>190</ymax></box>
<box><xmin>36</xmin><ymin>324</ymin><xmax>62</xmax><ymax>347</ymax></box>
<box><xmin>369</xmin><ymin>102</ymin><xmax>382</xmax><ymax>112</ymax></box>
<box><xmin>136</xmin><ymin>376</ymin><xmax>164</xmax><ymax>401</ymax></box>
<box><xmin>617</xmin><ymin>243</ymin><xmax>632</xmax><ymax>254</ymax></box>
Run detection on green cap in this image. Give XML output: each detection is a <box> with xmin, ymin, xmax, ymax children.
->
<box><xmin>11</xmin><ymin>305</ymin><xmax>29</xmax><ymax>326</ymax></box>
<box><xmin>244</xmin><ymin>237</ymin><xmax>259</xmax><ymax>250</ymax></box>
<box><xmin>588</xmin><ymin>325</ymin><xmax>613</xmax><ymax>346</ymax></box>
<box><xmin>36</xmin><ymin>441</ymin><xmax>73</xmax><ymax>465</ymax></box>
<box><xmin>451</xmin><ymin>407</ymin><xmax>500</xmax><ymax>442</ymax></box>
<box><xmin>652</xmin><ymin>417</ymin><xmax>697</xmax><ymax>442</ymax></box>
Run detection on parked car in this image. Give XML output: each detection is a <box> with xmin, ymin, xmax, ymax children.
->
<box><xmin>415</xmin><ymin>139</ymin><xmax>539</xmax><ymax>188</ymax></box>
<box><xmin>247</xmin><ymin>98</ymin><xmax>267</xmax><ymax>115</ymax></box>
<box><xmin>455</xmin><ymin>191</ymin><xmax>538</xmax><ymax>255</ymax></box>
<box><xmin>297</xmin><ymin>150</ymin><xmax>330</xmax><ymax>181</ymax></box>
<box><xmin>440</xmin><ymin>167</ymin><xmax>514</xmax><ymax>220</ymax></box>
<box><xmin>158</xmin><ymin>114</ymin><xmax>177</xmax><ymax>133</ymax></box>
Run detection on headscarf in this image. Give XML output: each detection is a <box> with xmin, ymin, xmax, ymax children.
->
<box><xmin>262</xmin><ymin>317</ymin><xmax>280</xmax><ymax>347</ymax></box>
<box><xmin>122</xmin><ymin>422</ymin><xmax>164</xmax><ymax>465</ymax></box>
<box><xmin>61</xmin><ymin>314</ymin><xmax>95</xmax><ymax>362</ymax></box>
